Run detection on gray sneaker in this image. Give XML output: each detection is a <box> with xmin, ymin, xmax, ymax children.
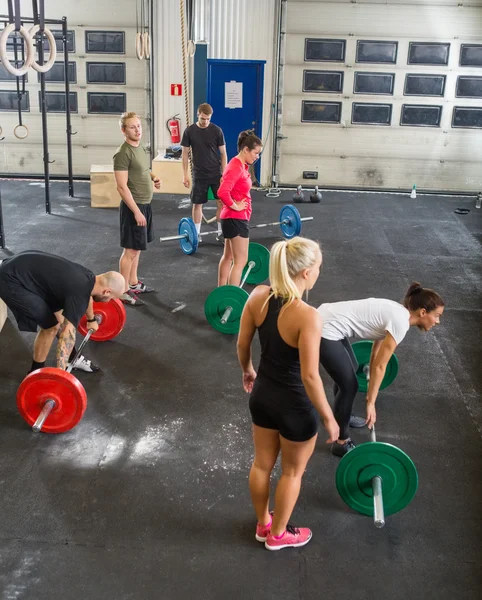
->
<box><xmin>331</xmin><ymin>438</ymin><xmax>356</xmax><ymax>458</ymax></box>
<box><xmin>349</xmin><ymin>415</ymin><xmax>366</xmax><ymax>428</ymax></box>
<box><xmin>120</xmin><ymin>290</ymin><xmax>146</xmax><ymax>306</ymax></box>
<box><xmin>70</xmin><ymin>355</ymin><xmax>101</xmax><ymax>373</ymax></box>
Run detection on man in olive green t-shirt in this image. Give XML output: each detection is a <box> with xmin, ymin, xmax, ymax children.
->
<box><xmin>114</xmin><ymin>112</ymin><xmax>161</xmax><ymax>306</ymax></box>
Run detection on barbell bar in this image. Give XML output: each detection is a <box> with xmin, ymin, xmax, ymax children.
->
<box><xmin>220</xmin><ymin>260</ymin><xmax>255</xmax><ymax>325</ymax></box>
<box><xmin>16</xmin><ymin>299</ymin><xmax>127</xmax><ymax>434</ymax></box>
<box><xmin>352</xmin><ymin>340</ymin><xmax>399</xmax><ymax>393</ymax></box>
<box><xmin>335</xmin><ymin>425</ymin><xmax>418</xmax><ymax>528</ymax></box>
<box><xmin>160</xmin><ymin>205</ymin><xmax>314</xmax><ymax>255</ymax></box>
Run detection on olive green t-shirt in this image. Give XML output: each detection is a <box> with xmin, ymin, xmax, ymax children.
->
<box><xmin>113</xmin><ymin>142</ymin><xmax>153</xmax><ymax>205</ymax></box>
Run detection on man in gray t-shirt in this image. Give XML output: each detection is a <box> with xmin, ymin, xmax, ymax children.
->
<box><xmin>181</xmin><ymin>103</ymin><xmax>227</xmax><ymax>241</ymax></box>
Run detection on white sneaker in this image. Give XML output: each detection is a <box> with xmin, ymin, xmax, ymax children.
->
<box><xmin>70</xmin><ymin>355</ymin><xmax>101</xmax><ymax>373</ymax></box>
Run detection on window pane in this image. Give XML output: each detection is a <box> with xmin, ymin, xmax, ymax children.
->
<box><xmin>301</xmin><ymin>101</ymin><xmax>341</xmax><ymax>123</ymax></box>
<box><xmin>303</xmin><ymin>70</ymin><xmax>343</xmax><ymax>93</ymax></box>
<box><xmin>354</xmin><ymin>72</ymin><xmax>394</xmax><ymax>95</ymax></box>
<box><xmin>404</xmin><ymin>74</ymin><xmax>446</xmax><ymax>96</ymax></box>
<box><xmin>452</xmin><ymin>107</ymin><xmax>482</xmax><ymax>129</ymax></box>
<box><xmin>305</xmin><ymin>39</ymin><xmax>345</xmax><ymax>62</ymax></box>
<box><xmin>0</xmin><ymin>90</ymin><xmax>29</xmax><ymax>111</ymax></box>
<box><xmin>352</xmin><ymin>103</ymin><xmax>392</xmax><ymax>125</ymax></box>
<box><xmin>40</xmin><ymin>61</ymin><xmax>76</xmax><ymax>83</ymax></box>
<box><xmin>408</xmin><ymin>42</ymin><xmax>450</xmax><ymax>65</ymax></box>
<box><xmin>356</xmin><ymin>41</ymin><xmax>398</xmax><ymax>64</ymax></box>
<box><xmin>41</xmin><ymin>91</ymin><xmax>78</xmax><ymax>113</ymax></box>
<box><xmin>0</xmin><ymin>63</ymin><xmax>28</xmax><ymax>82</ymax></box>
<box><xmin>401</xmin><ymin>105</ymin><xmax>442</xmax><ymax>127</ymax></box>
<box><xmin>85</xmin><ymin>31</ymin><xmax>125</xmax><ymax>54</ymax></box>
<box><xmin>460</xmin><ymin>44</ymin><xmax>482</xmax><ymax>67</ymax></box>
<box><xmin>86</xmin><ymin>63</ymin><xmax>126</xmax><ymax>84</ymax></box>
<box><xmin>456</xmin><ymin>76</ymin><xmax>482</xmax><ymax>98</ymax></box>
<box><xmin>87</xmin><ymin>92</ymin><xmax>126</xmax><ymax>114</ymax></box>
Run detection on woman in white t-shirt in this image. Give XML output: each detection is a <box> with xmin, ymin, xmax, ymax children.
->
<box><xmin>317</xmin><ymin>282</ymin><xmax>445</xmax><ymax>457</ymax></box>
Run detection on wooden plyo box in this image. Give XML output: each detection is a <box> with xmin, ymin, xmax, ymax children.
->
<box><xmin>90</xmin><ymin>165</ymin><xmax>121</xmax><ymax>209</ymax></box>
<box><xmin>152</xmin><ymin>155</ymin><xmax>189</xmax><ymax>195</ymax></box>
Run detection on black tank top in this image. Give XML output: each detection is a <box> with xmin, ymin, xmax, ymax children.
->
<box><xmin>257</xmin><ymin>295</ymin><xmax>305</xmax><ymax>392</ymax></box>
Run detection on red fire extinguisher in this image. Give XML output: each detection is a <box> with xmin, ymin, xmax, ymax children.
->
<box><xmin>167</xmin><ymin>114</ymin><xmax>181</xmax><ymax>144</ymax></box>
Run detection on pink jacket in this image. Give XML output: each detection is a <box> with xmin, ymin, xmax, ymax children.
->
<box><xmin>217</xmin><ymin>157</ymin><xmax>252</xmax><ymax>221</ymax></box>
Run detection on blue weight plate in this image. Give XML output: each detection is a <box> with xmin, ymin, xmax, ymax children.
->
<box><xmin>279</xmin><ymin>204</ymin><xmax>302</xmax><ymax>239</ymax></box>
<box><xmin>178</xmin><ymin>218</ymin><xmax>198</xmax><ymax>255</ymax></box>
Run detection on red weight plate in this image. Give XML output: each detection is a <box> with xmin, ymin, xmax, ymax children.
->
<box><xmin>78</xmin><ymin>298</ymin><xmax>126</xmax><ymax>342</ymax></box>
<box><xmin>16</xmin><ymin>368</ymin><xmax>87</xmax><ymax>433</ymax></box>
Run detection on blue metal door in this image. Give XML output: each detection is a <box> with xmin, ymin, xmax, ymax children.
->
<box><xmin>207</xmin><ymin>59</ymin><xmax>265</xmax><ymax>182</ymax></box>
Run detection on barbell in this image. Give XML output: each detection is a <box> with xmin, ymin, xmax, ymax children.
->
<box><xmin>16</xmin><ymin>299</ymin><xmax>126</xmax><ymax>434</ymax></box>
<box><xmin>352</xmin><ymin>340</ymin><xmax>399</xmax><ymax>393</ymax></box>
<box><xmin>204</xmin><ymin>243</ymin><xmax>270</xmax><ymax>334</ymax></box>
<box><xmin>160</xmin><ymin>204</ymin><xmax>314</xmax><ymax>255</ymax></box>
<box><xmin>336</xmin><ymin>425</ymin><xmax>418</xmax><ymax>528</ymax></box>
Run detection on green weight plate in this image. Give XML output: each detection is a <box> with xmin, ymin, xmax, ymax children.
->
<box><xmin>336</xmin><ymin>442</ymin><xmax>418</xmax><ymax>517</ymax></box>
<box><xmin>204</xmin><ymin>285</ymin><xmax>249</xmax><ymax>334</ymax></box>
<box><xmin>242</xmin><ymin>242</ymin><xmax>270</xmax><ymax>285</ymax></box>
<box><xmin>352</xmin><ymin>340</ymin><xmax>399</xmax><ymax>393</ymax></box>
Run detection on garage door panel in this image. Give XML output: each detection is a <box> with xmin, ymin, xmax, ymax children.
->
<box><xmin>278</xmin><ymin>154</ymin><xmax>482</xmax><ymax>191</ymax></box>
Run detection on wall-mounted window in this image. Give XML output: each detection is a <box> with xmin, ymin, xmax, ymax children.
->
<box><xmin>304</xmin><ymin>39</ymin><xmax>345</xmax><ymax>62</ymax></box>
<box><xmin>352</xmin><ymin>103</ymin><xmax>392</xmax><ymax>125</ymax></box>
<box><xmin>408</xmin><ymin>42</ymin><xmax>450</xmax><ymax>66</ymax></box>
<box><xmin>353</xmin><ymin>72</ymin><xmax>394</xmax><ymax>95</ymax></box>
<box><xmin>303</xmin><ymin>70</ymin><xmax>343</xmax><ymax>93</ymax></box>
<box><xmin>86</xmin><ymin>62</ymin><xmax>126</xmax><ymax>85</ymax></box>
<box><xmin>87</xmin><ymin>92</ymin><xmax>126</xmax><ymax>114</ymax></box>
<box><xmin>43</xmin><ymin>30</ymin><xmax>75</xmax><ymax>53</ymax></box>
<box><xmin>0</xmin><ymin>90</ymin><xmax>29</xmax><ymax>111</ymax></box>
<box><xmin>301</xmin><ymin>101</ymin><xmax>341</xmax><ymax>123</ymax></box>
<box><xmin>404</xmin><ymin>74</ymin><xmax>446</xmax><ymax>97</ymax></box>
<box><xmin>0</xmin><ymin>63</ymin><xmax>28</xmax><ymax>82</ymax></box>
<box><xmin>41</xmin><ymin>91</ymin><xmax>78</xmax><ymax>113</ymax></box>
<box><xmin>39</xmin><ymin>61</ymin><xmax>76</xmax><ymax>83</ymax></box>
<box><xmin>460</xmin><ymin>44</ymin><xmax>482</xmax><ymax>67</ymax></box>
<box><xmin>356</xmin><ymin>41</ymin><xmax>398</xmax><ymax>64</ymax></box>
<box><xmin>400</xmin><ymin>105</ymin><xmax>442</xmax><ymax>127</ymax></box>
<box><xmin>452</xmin><ymin>107</ymin><xmax>482</xmax><ymax>129</ymax></box>
<box><xmin>456</xmin><ymin>76</ymin><xmax>482</xmax><ymax>98</ymax></box>
<box><xmin>85</xmin><ymin>31</ymin><xmax>125</xmax><ymax>54</ymax></box>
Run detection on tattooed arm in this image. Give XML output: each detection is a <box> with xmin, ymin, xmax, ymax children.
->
<box><xmin>56</xmin><ymin>319</ymin><xmax>76</xmax><ymax>370</ymax></box>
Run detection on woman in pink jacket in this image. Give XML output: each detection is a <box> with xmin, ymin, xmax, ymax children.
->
<box><xmin>217</xmin><ymin>131</ymin><xmax>262</xmax><ymax>286</ymax></box>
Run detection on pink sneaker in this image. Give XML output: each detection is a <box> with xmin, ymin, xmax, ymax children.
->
<box><xmin>255</xmin><ymin>512</ymin><xmax>273</xmax><ymax>542</ymax></box>
<box><xmin>265</xmin><ymin>524</ymin><xmax>312</xmax><ymax>551</ymax></box>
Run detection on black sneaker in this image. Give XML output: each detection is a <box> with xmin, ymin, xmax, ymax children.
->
<box><xmin>120</xmin><ymin>290</ymin><xmax>146</xmax><ymax>306</ymax></box>
<box><xmin>331</xmin><ymin>439</ymin><xmax>356</xmax><ymax>457</ymax></box>
<box><xmin>129</xmin><ymin>280</ymin><xmax>155</xmax><ymax>294</ymax></box>
<box><xmin>349</xmin><ymin>415</ymin><xmax>366</xmax><ymax>428</ymax></box>
<box><xmin>70</xmin><ymin>355</ymin><xmax>101</xmax><ymax>373</ymax></box>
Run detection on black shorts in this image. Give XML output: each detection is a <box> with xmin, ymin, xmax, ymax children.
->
<box><xmin>249</xmin><ymin>377</ymin><xmax>319</xmax><ymax>442</ymax></box>
<box><xmin>221</xmin><ymin>218</ymin><xmax>249</xmax><ymax>240</ymax></box>
<box><xmin>120</xmin><ymin>202</ymin><xmax>153</xmax><ymax>251</ymax></box>
<box><xmin>0</xmin><ymin>277</ymin><xmax>57</xmax><ymax>332</ymax></box>
<box><xmin>191</xmin><ymin>180</ymin><xmax>220</xmax><ymax>205</ymax></box>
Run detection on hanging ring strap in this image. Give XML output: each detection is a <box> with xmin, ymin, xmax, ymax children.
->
<box><xmin>0</xmin><ymin>23</ymin><xmax>35</xmax><ymax>76</ymax></box>
<box><xmin>135</xmin><ymin>0</ymin><xmax>144</xmax><ymax>59</ymax></box>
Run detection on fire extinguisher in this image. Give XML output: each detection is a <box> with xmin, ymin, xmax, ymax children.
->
<box><xmin>167</xmin><ymin>114</ymin><xmax>181</xmax><ymax>144</ymax></box>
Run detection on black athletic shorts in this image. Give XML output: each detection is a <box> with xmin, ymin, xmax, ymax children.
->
<box><xmin>190</xmin><ymin>180</ymin><xmax>220</xmax><ymax>205</ymax></box>
<box><xmin>0</xmin><ymin>277</ymin><xmax>58</xmax><ymax>332</ymax></box>
<box><xmin>249</xmin><ymin>377</ymin><xmax>319</xmax><ymax>442</ymax></box>
<box><xmin>221</xmin><ymin>218</ymin><xmax>249</xmax><ymax>240</ymax></box>
<box><xmin>120</xmin><ymin>202</ymin><xmax>153</xmax><ymax>251</ymax></box>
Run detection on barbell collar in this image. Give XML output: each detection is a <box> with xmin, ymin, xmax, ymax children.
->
<box><xmin>32</xmin><ymin>398</ymin><xmax>56</xmax><ymax>433</ymax></box>
<box><xmin>220</xmin><ymin>306</ymin><xmax>233</xmax><ymax>325</ymax></box>
<box><xmin>372</xmin><ymin>475</ymin><xmax>385</xmax><ymax>528</ymax></box>
<box><xmin>160</xmin><ymin>233</ymin><xmax>189</xmax><ymax>242</ymax></box>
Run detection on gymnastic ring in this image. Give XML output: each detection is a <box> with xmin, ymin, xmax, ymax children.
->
<box><xmin>0</xmin><ymin>23</ymin><xmax>35</xmax><ymax>76</ymax></box>
<box><xmin>142</xmin><ymin>32</ymin><xmax>150</xmax><ymax>59</ymax></box>
<box><xmin>28</xmin><ymin>25</ymin><xmax>57</xmax><ymax>73</ymax></box>
<box><xmin>14</xmin><ymin>124</ymin><xmax>29</xmax><ymax>140</ymax></box>
<box><xmin>135</xmin><ymin>32</ymin><xmax>144</xmax><ymax>60</ymax></box>
<box><xmin>186</xmin><ymin>40</ymin><xmax>196</xmax><ymax>58</ymax></box>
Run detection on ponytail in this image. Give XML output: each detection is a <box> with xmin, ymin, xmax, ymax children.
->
<box><xmin>403</xmin><ymin>281</ymin><xmax>444</xmax><ymax>312</ymax></box>
<box><xmin>268</xmin><ymin>236</ymin><xmax>321</xmax><ymax>306</ymax></box>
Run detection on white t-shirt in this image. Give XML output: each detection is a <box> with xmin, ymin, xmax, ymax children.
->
<box><xmin>318</xmin><ymin>298</ymin><xmax>410</xmax><ymax>344</ymax></box>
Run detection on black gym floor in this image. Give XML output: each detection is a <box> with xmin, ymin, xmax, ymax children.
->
<box><xmin>0</xmin><ymin>180</ymin><xmax>481</xmax><ymax>600</ymax></box>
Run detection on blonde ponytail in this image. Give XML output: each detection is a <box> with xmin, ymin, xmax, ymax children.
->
<box><xmin>268</xmin><ymin>236</ymin><xmax>321</xmax><ymax>305</ymax></box>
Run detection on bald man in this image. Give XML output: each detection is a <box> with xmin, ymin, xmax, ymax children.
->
<box><xmin>0</xmin><ymin>250</ymin><xmax>125</xmax><ymax>374</ymax></box>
